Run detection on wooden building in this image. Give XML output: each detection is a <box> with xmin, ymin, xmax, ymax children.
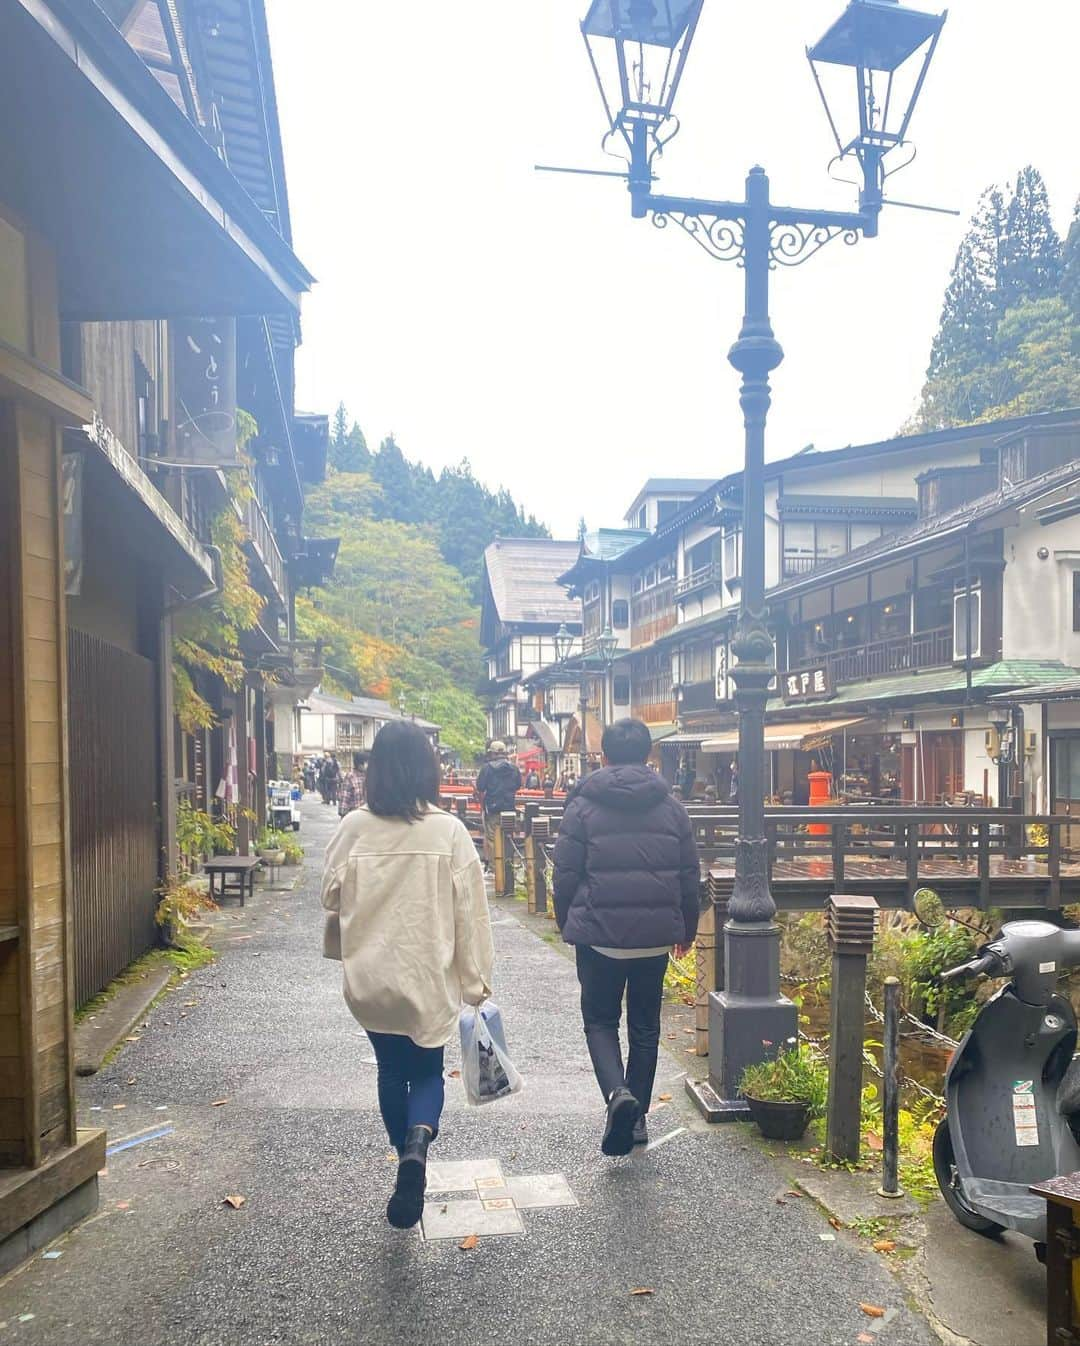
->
<box><xmin>0</xmin><ymin>0</ymin><xmax>319</xmax><ymax>1267</ymax></box>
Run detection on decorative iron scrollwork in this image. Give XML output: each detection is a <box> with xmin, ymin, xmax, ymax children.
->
<box><xmin>653</xmin><ymin>211</ymin><xmax>746</xmax><ymax>264</ymax></box>
<box><xmin>768</xmin><ymin>222</ymin><xmax>860</xmax><ymax>269</ymax></box>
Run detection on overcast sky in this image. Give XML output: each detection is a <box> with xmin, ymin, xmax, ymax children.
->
<box><xmin>266</xmin><ymin>1</ymin><xmax>1078</xmax><ymax>539</ymax></box>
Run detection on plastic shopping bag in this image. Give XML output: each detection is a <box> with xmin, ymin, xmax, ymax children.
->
<box><xmin>459</xmin><ymin>1001</ymin><xmax>523</xmax><ymax>1106</ymax></box>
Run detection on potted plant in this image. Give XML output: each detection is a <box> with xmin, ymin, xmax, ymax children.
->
<box><xmin>282</xmin><ymin>837</ymin><xmax>304</xmax><ymax>866</ymax></box>
<box><xmin>739</xmin><ymin>1041</ymin><xmax>828</xmax><ymax>1142</ymax></box>
<box><xmin>256</xmin><ymin>827</ymin><xmax>287</xmax><ymax>866</ymax></box>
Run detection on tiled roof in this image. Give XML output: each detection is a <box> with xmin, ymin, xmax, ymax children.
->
<box><xmin>991</xmin><ymin>676</ymin><xmax>1080</xmax><ymax>703</ymax></box>
<box><xmin>484</xmin><ymin>538</ymin><xmax>582</xmax><ymax>626</ymax></box>
<box><xmin>304</xmin><ymin>691</ymin><xmax>438</xmax><ymax>730</ymax></box>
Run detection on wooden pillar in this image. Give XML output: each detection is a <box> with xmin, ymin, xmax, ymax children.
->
<box><xmin>1031</xmin><ymin>1176</ymin><xmax>1080</xmax><ymax>1346</ymax></box>
<box><xmin>0</xmin><ymin>275</ymin><xmax>105</xmax><ymax>1259</ymax></box>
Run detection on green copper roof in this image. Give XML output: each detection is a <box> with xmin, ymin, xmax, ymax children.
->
<box><xmin>768</xmin><ymin>661</ymin><xmax>1080</xmax><ymax>713</ymax></box>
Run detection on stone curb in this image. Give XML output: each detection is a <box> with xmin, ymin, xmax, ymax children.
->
<box><xmin>74</xmin><ymin>964</ymin><xmax>175</xmax><ymax>1076</ymax></box>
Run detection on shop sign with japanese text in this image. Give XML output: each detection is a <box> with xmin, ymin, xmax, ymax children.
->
<box><xmin>782</xmin><ymin>665</ymin><xmax>832</xmax><ymax>703</ymax></box>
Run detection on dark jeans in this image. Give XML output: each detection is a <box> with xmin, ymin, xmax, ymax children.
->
<box><xmin>574</xmin><ymin>945</ymin><xmax>669</xmax><ymax>1114</ymax></box>
<box><xmin>367</xmin><ymin>1031</ymin><xmax>445</xmax><ymax>1154</ymax></box>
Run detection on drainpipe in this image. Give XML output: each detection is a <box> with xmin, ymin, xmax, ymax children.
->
<box><xmin>963</xmin><ymin>528</ymin><xmax>973</xmax><ymax>706</ymax></box>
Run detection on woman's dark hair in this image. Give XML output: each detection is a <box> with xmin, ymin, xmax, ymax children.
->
<box><xmin>365</xmin><ymin>721</ymin><xmax>440</xmax><ymax>822</ymax></box>
<box><xmin>601</xmin><ymin>717</ymin><xmax>652</xmax><ymax>766</ymax></box>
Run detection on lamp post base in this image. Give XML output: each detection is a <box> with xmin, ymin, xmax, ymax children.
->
<box><xmin>689</xmin><ymin>920</ymin><xmax>798</xmax><ymax>1122</ymax></box>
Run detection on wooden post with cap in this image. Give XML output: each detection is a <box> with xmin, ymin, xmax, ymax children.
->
<box><xmin>826</xmin><ymin>893</ymin><xmax>879</xmax><ymax>1164</ymax></box>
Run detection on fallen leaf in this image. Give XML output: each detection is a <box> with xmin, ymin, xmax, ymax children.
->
<box><xmin>124</xmin><ymin>1036</ymin><xmax>140</xmax><ymax>1043</ymax></box>
<box><xmin>223</xmin><ymin>1194</ymin><xmax>246</xmax><ymax>1210</ymax></box>
<box><xmin>210</xmin><ymin>1099</ymin><xmax>229</xmax><ymax>1108</ymax></box>
<box><xmin>859</xmin><ymin>1304</ymin><xmax>886</xmax><ymax>1319</ymax></box>
<box><xmin>865</xmin><ymin>1132</ymin><xmax>884</xmax><ymax>1152</ymax></box>
<box><xmin>630</xmin><ymin>1288</ymin><xmax>655</xmax><ymax>1297</ymax></box>
<box><xmin>686</xmin><ymin>1048</ymin><xmax>698</xmax><ymax>1055</ymax></box>
<box><xmin>829</xmin><ymin>1217</ymin><xmax>842</xmax><ymax>1231</ymax></box>
<box><xmin>682</xmin><ymin>1027</ymin><xmax>695</xmax><ymax>1035</ymax></box>
<box><xmin>458</xmin><ymin>1234</ymin><xmax>479</xmax><ymax>1251</ymax></box>
<box><xmin>784</xmin><ymin>1190</ymin><xmax>804</xmax><ymax>1199</ymax></box>
<box><xmin>775</xmin><ymin>1197</ymin><xmax>787</xmax><ymax>1206</ymax></box>
<box><xmin>667</xmin><ymin>1033</ymin><xmax>677</xmax><ymax>1040</ymax></box>
<box><xmin>112</xmin><ymin>1104</ymin><xmax>126</xmax><ymax>1111</ymax></box>
<box><xmin>448</xmin><ymin>1070</ymin><xmax>461</xmax><ymax>1079</ymax></box>
<box><xmin>125</xmin><ymin>1078</ymin><xmax>136</xmax><ymax>1086</ymax></box>
<box><xmin>872</xmin><ymin>1240</ymin><xmax>897</xmax><ymax>1254</ymax></box>
<box><xmin>658</xmin><ymin>1093</ymin><xmax>673</xmax><ymax>1102</ymax></box>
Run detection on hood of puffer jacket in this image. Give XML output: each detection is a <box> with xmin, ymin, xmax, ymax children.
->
<box><xmin>574</xmin><ymin>764</ymin><xmax>671</xmax><ymax>811</ymax></box>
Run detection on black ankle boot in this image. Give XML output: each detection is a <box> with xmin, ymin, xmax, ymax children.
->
<box><xmin>387</xmin><ymin>1126</ymin><xmax>431</xmax><ymax>1229</ymax></box>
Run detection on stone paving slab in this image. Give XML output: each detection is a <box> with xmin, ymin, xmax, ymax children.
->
<box><xmin>420</xmin><ymin>1198</ymin><xmax>525</xmax><ymax>1241</ymax></box>
<box><xmin>426</xmin><ymin>1158</ymin><xmax>504</xmax><ymax>1193</ymax></box>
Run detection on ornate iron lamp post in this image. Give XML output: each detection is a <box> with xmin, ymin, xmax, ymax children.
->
<box><xmin>577</xmin><ymin>0</ymin><xmax>947</xmax><ymax>1116</ymax></box>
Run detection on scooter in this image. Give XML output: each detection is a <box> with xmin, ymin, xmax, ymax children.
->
<box><xmin>934</xmin><ymin>919</ymin><xmax>1080</xmax><ymax>1249</ymax></box>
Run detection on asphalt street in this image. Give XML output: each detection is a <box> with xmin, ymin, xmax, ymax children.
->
<box><xmin>0</xmin><ymin>798</ymin><xmax>936</xmax><ymax>1346</ymax></box>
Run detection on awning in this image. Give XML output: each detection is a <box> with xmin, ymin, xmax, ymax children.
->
<box><xmin>661</xmin><ymin>733</ymin><xmax>711</xmax><ymax>747</ymax></box>
<box><xmin>649</xmin><ymin>724</ymin><xmax>678</xmax><ymax>744</ymax></box>
<box><xmin>527</xmin><ymin>721</ymin><xmax>559</xmax><ymax>754</ymax></box>
<box><xmin>703</xmin><ymin>718</ymin><xmax>867</xmax><ymax>754</ymax></box>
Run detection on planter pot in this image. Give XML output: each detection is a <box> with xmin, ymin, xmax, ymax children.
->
<box><xmin>745</xmin><ymin>1096</ymin><xmax>813</xmax><ymax>1142</ymax></box>
<box><xmin>258</xmin><ymin>848</ymin><xmax>286</xmax><ymax>866</ymax></box>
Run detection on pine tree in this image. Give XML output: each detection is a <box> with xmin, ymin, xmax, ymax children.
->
<box><xmin>577</xmin><ymin>516</ymin><xmax>588</xmax><ymax>542</ymax></box>
<box><xmin>1000</xmin><ymin>166</ymin><xmax>1062</xmax><ymax>310</ymax></box>
<box><xmin>328</xmin><ymin>402</ymin><xmax>370</xmax><ymax>473</ymax></box>
<box><xmin>370</xmin><ymin>435</ymin><xmax>418</xmax><ymax>522</ymax></box>
<box><xmin>1063</xmin><ymin>195</ymin><xmax>1080</xmax><ymax>349</ymax></box>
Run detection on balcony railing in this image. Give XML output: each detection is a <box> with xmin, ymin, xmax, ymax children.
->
<box><xmin>676</xmin><ymin>561</ymin><xmax>724</xmax><ymax>599</ymax></box>
<box><xmin>792</xmin><ymin>626</ymin><xmax>953</xmax><ymax>686</ymax></box>
<box><xmin>782</xmin><ymin>553</ymin><xmax>833</xmax><ymax>578</ymax></box>
<box><xmin>245</xmin><ymin>496</ymin><xmax>287</xmax><ymax>605</ymax></box>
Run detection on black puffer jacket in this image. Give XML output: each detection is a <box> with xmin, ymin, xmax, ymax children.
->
<box><xmin>553</xmin><ymin>765</ymin><xmax>700</xmax><ymax>949</ymax></box>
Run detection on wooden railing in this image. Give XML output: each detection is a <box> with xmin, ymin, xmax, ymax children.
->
<box><xmin>791</xmin><ymin>626</ymin><xmax>953</xmax><ymax>686</ymax></box>
<box><xmin>676</xmin><ymin>561</ymin><xmax>723</xmax><ymax>598</ymax></box>
<box><xmin>245</xmin><ymin>495</ymin><xmax>287</xmax><ymax>605</ymax></box>
<box><xmin>506</xmin><ymin>802</ymin><xmax>1078</xmax><ymax>912</ymax></box>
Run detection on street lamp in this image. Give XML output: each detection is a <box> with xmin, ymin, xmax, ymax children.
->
<box><xmin>574</xmin><ymin>0</ymin><xmax>946</xmax><ymax>1119</ymax></box>
<box><xmin>554</xmin><ymin>623</ymin><xmax>575</xmax><ymax>663</ymax></box>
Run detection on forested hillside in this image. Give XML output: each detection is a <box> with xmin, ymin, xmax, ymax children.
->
<box><xmin>916</xmin><ymin>167</ymin><xmax>1079</xmax><ymax>429</ymax></box>
<box><xmin>297</xmin><ymin>407</ymin><xmax>549</xmax><ymax>759</ymax></box>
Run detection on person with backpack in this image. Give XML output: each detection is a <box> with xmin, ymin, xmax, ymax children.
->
<box><xmin>553</xmin><ymin>718</ymin><xmax>700</xmax><ymax>1156</ymax></box>
<box><xmin>317</xmin><ymin>751</ymin><xmax>340</xmax><ymax>806</ymax></box>
<box><xmin>475</xmin><ymin>741</ymin><xmax>521</xmax><ymax>868</ymax></box>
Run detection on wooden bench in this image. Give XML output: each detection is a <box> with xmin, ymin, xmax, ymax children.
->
<box><xmin>202</xmin><ymin>856</ymin><xmax>262</xmax><ymax>907</ymax></box>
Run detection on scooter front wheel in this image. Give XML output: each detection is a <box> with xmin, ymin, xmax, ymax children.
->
<box><xmin>932</xmin><ymin>1120</ymin><xmax>1005</xmax><ymax>1238</ymax></box>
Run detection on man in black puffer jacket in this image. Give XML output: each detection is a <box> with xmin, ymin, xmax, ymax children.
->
<box><xmin>553</xmin><ymin>718</ymin><xmax>700</xmax><ymax>1156</ymax></box>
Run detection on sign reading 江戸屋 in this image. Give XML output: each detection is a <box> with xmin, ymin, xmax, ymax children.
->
<box><xmin>782</xmin><ymin>665</ymin><xmax>833</xmax><ymax>703</ymax></box>
<box><xmin>174</xmin><ymin>318</ymin><xmax>238</xmax><ymax>465</ymax></box>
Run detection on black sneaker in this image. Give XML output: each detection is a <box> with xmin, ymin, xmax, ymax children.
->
<box><xmin>632</xmin><ymin>1116</ymin><xmax>649</xmax><ymax>1147</ymax></box>
<box><xmin>387</xmin><ymin>1126</ymin><xmax>431</xmax><ymax>1229</ymax></box>
<box><xmin>601</xmin><ymin>1088</ymin><xmax>640</xmax><ymax>1157</ymax></box>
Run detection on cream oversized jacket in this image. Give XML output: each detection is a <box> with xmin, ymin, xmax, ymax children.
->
<box><xmin>321</xmin><ymin>805</ymin><xmax>494</xmax><ymax>1049</ymax></box>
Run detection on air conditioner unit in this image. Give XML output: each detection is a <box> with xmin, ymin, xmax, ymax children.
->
<box><xmin>1025</xmin><ymin>731</ymin><xmax>1038</xmax><ymax>757</ymax></box>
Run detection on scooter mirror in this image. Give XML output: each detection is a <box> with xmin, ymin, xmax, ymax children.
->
<box><xmin>913</xmin><ymin>888</ymin><xmax>947</xmax><ymax>929</ymax></box>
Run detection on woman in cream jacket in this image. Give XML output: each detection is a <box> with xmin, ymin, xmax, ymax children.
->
<box><xmin>322</xmin><ymin>721</ymin><xmax>493</xmax><ymax>1229</ymax></box>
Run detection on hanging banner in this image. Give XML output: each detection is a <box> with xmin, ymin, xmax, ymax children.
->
<box><xmin>173</xmin><ymin>317</ymin><xmax>238</xmax><ymax>465</ymax></box>
<box><xmin>61</xmin><ymin>449</ymin><xmax>84</xmax><ymax>596</ymax></box>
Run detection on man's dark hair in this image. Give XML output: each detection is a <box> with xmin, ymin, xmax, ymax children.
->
<box><xmin>352</xmin><ymin>751</ymin><xmax>369</xmax><ymax>771</ymax></box>
<box><xmin>601</xmin><ymin>717</ymin><xmax>652</xmax><ymax>766</ymax></box>
<box><xmin>366</xmin><ymin>721</ymin><xmax>440</xmax><ymax>822</ymax></box>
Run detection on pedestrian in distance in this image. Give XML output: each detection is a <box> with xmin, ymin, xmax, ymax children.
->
<box><xmin>321</xmin><ymin>721</ymin><xmax>493</xmax><ymax>1230</ymax></box>
<box><xmin>475</xmin><ymin>741</ymin><xmax>521</xmax><ymax>869</ymax></box>
<box><xmin>524</xmin><ymin>766</ymin><xmax>541</xmax><ymax>790</ymax></box>
<box><xmin>553</xmin><ymin>717</ymin><xmax>700</xmax><ymax>1156</ymax></box>
<box><xmin>338</xmin><ymin>750</ymin><xmax>368</xmax><ymax>819</ymax></box>
<box><xmin>317</xmin><ymin>750</ymin><xmax>340</xmax><ymax>806</ymax></box>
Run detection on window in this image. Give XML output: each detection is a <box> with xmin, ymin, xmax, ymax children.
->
<box><xmin>613</xmin><ymin>675</ymin><xmax>631</xmax><ymax>704</ymax></box>
<box><xmin>953</xmin><ymin>588</ymin><xmax>982</xmax><ymax>660</ymax></box>
<box><xmin>851</xmin><ymin>523</ymin><xmax>882</xmax><ymax>549</ymax></box>
<box><xmin>632</xmin><ymin>573</ymin><xmax>643</xmax><ymax>595</ymax></box>
<box><xmin>687</xmin><ymin>538</ymin><xmax>714</xmax><ymax>577</ymax></box>
<box><xmin>1074</xmin><ymin>572</ymin><xmax>1080</xmax><ymax>634</ymax></box>
<box><xmin>657</xmin><ymin>499</ymin><xmax>682</xmax><ymax>523</ymax></box>
<box><xmin>612</xmin><ymin>599</ymin><xmax>629</xmax><ymax>629</ymax></box>
<box><xmin>658</xmin><ymin>554</ymin><xmax>676</xmax><ymax>582</ymax></box>
<box><xmin>135</xmin><ymin>356</ymin><xmax>155</xmax><ymax>461</ymax></box>
<box><xmin>723</xmin><ymin>528</ymin><xmax>742</xmax><ymax>582</ymax></box>
<box><xmin>638</xmin><ymin>506</ymin><xmax>648</xmax><ymax>530</ymax></box>
<box><xmin>645</xmin><ymin>568</ymin><xmax>656</xmax><ymax>589</ymax></box>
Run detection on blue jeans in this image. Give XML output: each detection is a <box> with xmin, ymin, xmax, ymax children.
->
<box><xmin>367</xmin><ymin>1031</ymin><xmax>445</xmax><ymax>1153</ymax></box>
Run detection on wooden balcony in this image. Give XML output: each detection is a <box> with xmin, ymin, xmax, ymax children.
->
<box><xmin>245</xmin><ymin>495</ymin><xmax>287</xmax><ymax>606</ymax></box>
<box><xmin>791</xmin><ymin>626</ymin><xmax>953</xmax><ymax>686</ymax></box>
<box><xmin>676</xmin><ymin>561</ymin><xmax>723</xmax><ymax>599</ymax></box>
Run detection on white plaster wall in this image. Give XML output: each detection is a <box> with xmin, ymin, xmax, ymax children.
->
<box><xmin>1001</xmin><ymin>511</ymin><xmax>1080</xmax><ymax>666</ymax></box>
<box><xmin>964</xmin><ymin>723</ymin><xmax>998</xmax><ymax>805</ymax></box>
<box><xmin>779</xmin><ymin>444</ymin><xmax>982</xmax><ymax>501</ymax></box>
